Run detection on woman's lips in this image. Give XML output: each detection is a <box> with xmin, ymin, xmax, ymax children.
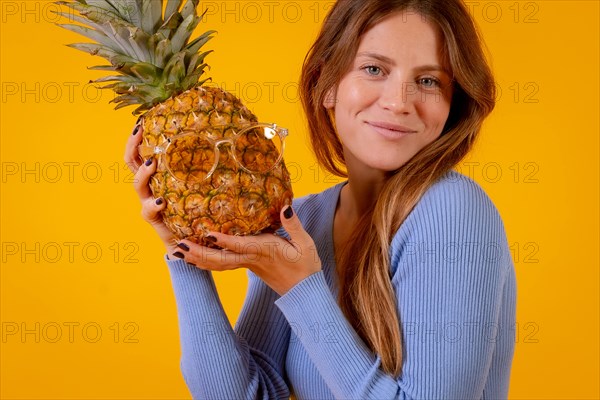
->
<box><xmin>366</xmin><ymin>121</ymin><xmax>417</xmax><ymax>139</ymax></box>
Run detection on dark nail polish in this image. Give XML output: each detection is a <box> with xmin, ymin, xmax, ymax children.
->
<box><xmin>206</xmin><ymin>235</ymin><xmax>217</xmax><ymax>243</ymax></box>
<box><xmin>172</xmin><ymin>251</ymin><xmax>185</xmax><ymax>259</ymax></box>
<box><xmin>136</xmin><ymin>115</ymin><xmax>144</xmax><ymax>125</ymax></box>
<box><xmin>155</xmin><ymin>198</ymin><xmax>163</xmax><ymax>205</ymax></box>
<box><xmin>177</xmin><ymin>242</ymin><xmax>190</xmax><ymax>251</ymax></box>
<box><xmin>284</xmin><ymin>206</ymin><xmax>293</xmax><ymax>219</ymax></box>
<box><xmin>145</xmin><ymin>158</ymin><xmax>152</xmax><ymax>166</ymax></box>
<box><xmin>132</xmin><ymin>124</ymin><xmax>140</xmax><ymax>135</ymax></box>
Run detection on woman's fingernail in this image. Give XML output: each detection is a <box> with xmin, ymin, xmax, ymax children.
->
<box><xmin>172</xmin><ymin>251</ymin><xmax>185</xmax><ymax>259</ymax></box>
<box><xmin>145</xmin><ymin>158</ymin><xmax>152</xmax><ymax>166</ymax></box>
<box><xmin>132</xmin><ymin>124</ymin><xmax>140</xmax><ymax>135</ymax></box>
<box><xmin>206</xmin><ymin>235</ymin><xmax>217</xmax><ymax>243</ymax></box>
<box><xmin>177</xmin><ymin>242</ymin><xmax>189</xmax><ymax>251</ymax></box>
<box><xmin>136</xmin><ymin>115</ymin><xmax>144</xmax><ymax>125</ymax></box>
<box><xmin>155</xmin><ymin>198</ymin><xmax>163</xmax><ymax>205</ymax></box>
<box><xmin>284</xmin><ymin>206</ymin><xmax>294</xmax><ymax>219</ymax></box>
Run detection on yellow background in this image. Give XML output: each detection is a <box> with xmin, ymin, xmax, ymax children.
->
<box><xmin>1</xmin><ymin>0</ymin><xmax>598</xmax><ymax>398</ymax></box>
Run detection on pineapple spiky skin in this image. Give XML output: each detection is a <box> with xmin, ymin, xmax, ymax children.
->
<box><xmin>141</xmin><ymin>86</ymin><xmax>293</xmax><ymax>246</ymax></box>
<box><xmin>54</xmin><ymin>0</ymin><xmax>294</xmax><ymax>245</ymax></box>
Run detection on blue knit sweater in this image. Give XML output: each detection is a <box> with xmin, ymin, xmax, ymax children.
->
<box><xmin>166</xmin><ymin>171</ymin><xmax>517</xmax><ymax>399</ymax></box>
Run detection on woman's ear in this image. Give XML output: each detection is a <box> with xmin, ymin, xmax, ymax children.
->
<box><xmin>323</xmin><ymin>87</ymin><xmax>337</xmax><ymax>109</ymax></box>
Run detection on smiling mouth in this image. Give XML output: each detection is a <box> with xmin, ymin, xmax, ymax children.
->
<box><xmin>365</xmin><ymin>121</ymin><xmax>418</xmax><ymax>138</ymax></box>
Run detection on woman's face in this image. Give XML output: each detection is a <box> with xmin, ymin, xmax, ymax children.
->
<box><xmin>325</xmin><ymin>11</ymin><xmax>453</xmax><ymax>175</ymax></box>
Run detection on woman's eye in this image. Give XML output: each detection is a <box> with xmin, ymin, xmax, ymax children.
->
<box><xmin>418</xmin><ymin>77</ymin><xmax>441</xmax><ymax>88</ymax></box>
<box><xmin>363</xmin><ymin>65</ymin><xmax>382</xmax><ymax>76</ymax></box>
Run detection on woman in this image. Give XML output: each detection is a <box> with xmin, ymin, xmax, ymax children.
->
<box><xmin>125</xmin><ymin>0</ymin><xmax>516</xmax><ymax>398</ymax></box>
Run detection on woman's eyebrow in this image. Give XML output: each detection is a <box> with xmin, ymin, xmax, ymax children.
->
<box><xmin>414</xmin><ymin>65</ymin><xmax>453</xmax><ymax>81</ymax></box>
<box><xmin>413</xmin><ymin>65</ymin><xmax>451</xmax><ymax>76</ymax></box>
<box><xmin>356</xmin><ymin>52</ymin><xmax>394</xmax><ymax>64</ymax></box>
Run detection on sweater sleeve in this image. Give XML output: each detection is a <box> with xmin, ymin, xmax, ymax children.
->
<box><xmin>274</xmin><ymin>174</ymin><xmax>516</xmax><ymax>399</ymax></box>
<box><xmin>166</xmin><ymin>257</ymin><xmax>290</xmax><ymax>399</ymax></box>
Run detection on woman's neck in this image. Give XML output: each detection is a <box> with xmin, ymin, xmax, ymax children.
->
<box><xmin>339</xmin><ymin>163</ymin><xmax>387</xmax><ymax>223</ymax></box>
<box><xmin>333</xmin><ymin>167</ymin><xmax>385</xmax><ymax>265</ymax></box>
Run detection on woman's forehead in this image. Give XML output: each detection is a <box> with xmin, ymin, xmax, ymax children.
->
<box><xmin>355</xmin><ymin>12</ymin><xmax>448</xmax><ymax>70</ymax></box>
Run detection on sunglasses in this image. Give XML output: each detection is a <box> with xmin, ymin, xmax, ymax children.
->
<box><xmin>138</xmin><ymin>123</ymin><xmax>288</xmax><ymax>183</ymax></box>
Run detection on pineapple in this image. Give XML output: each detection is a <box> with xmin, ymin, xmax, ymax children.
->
<box><xmin>56</xmin><ymin>0</ymin><xmax>293</xmax><ymax>246</ymax></box>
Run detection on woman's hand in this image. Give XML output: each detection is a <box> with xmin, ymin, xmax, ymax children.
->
<box><xmin>174</xmin><ymin>207</ymin><xmax>323</xmax><ymax>296</ymax></box>
<box><xmin>124</xmin><ymin>121</ymin><xmax>178</xmax><ymax>255</ymax></box>
<box><xmin>124</xmin><ymin>121</ymin><xmax>322</xmax><ymax>295</ymax></box>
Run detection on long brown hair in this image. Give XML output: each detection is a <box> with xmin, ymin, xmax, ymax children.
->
<box><xmin>299</xmin><ymin>0</ymin><xmax>496</xmax><ymax>377</ymax></box>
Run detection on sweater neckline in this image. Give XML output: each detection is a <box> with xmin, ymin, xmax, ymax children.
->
<box><xmin>323</xmin><ymin>180</ymin><xmax>347</xmax><ymax>277</ymax></box>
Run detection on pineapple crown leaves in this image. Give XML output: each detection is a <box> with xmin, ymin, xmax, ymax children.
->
<box><xmin>55</xmin><ymin>0</ymin><xmax>216</xmax><ymax>114</ymax></box>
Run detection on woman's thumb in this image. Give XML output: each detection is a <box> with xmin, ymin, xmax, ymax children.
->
<box><xmin>280</xmin><ymin>205</ymin><xmax>309</xmax><ymax>246</ymax></box>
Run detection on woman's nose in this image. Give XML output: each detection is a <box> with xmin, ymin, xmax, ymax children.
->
<box><xmin>377</xmin><ymin>77</ymin><xmax>416</xmax><ymax>114</ymax></box>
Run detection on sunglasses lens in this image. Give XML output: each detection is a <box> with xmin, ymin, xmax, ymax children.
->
<box><xmin>234</xmin><ymin>126</ymin><xmax>283</xmax><ymax>173</ymax></box>
<box><xmin>165</xmin><ymin>135</ymin><xmax>215</xmax><ymax>182</ymax></box>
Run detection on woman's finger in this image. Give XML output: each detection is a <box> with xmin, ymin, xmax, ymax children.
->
<box><xmin>189</xmin><ymin>232</ymin><xmax>285</xmax><ymax>270</ymax></box>
<box><xmin>133</xmin><ymin>157</ymin><xmax>156</xmax><ymax>200</ymax></box>
<box><xmin>174</xmin><ymin>240</ymin><xmax>243</xmax><ymax>271</ymax></box>
<box><xmin>124</xmin><ymin>122</ymin><xmax>144</xmax><ymax>173</ymax></box>
<box><xmin>140</xmin><ymin>194</ymin><xmax>178</xmax><ymax>253</ymax></box>
<box><xmin>206</xmin><ymin>232</ymin><xmax>269</xmax><ymax>256</ymax></box>
<box><xmin>141</xmin><ymin>195</ymin><xmax>166</xmax><ymax>225</ymax></box>
<box><xmin>279</xmin><ymin>206</ymin><xmax>313</xmax><ymax>250</ymax></box>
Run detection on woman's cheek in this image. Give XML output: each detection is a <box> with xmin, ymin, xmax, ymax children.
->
<box><xmin>419</xmin><ymin>96</ymin><xmax>451</xmax><ymax>135</ymax></box>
